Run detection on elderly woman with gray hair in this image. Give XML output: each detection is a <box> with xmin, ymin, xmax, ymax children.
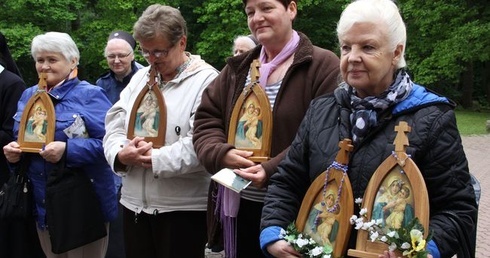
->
<box><xmin>3</xmin><ymin>32</ymin><xmax>117</xmax><ymax>258</ymax></box>
<box><xmin>259</xmin><ymin>0</ymin><xmax>477</xmax><ymax>257</ymax></box>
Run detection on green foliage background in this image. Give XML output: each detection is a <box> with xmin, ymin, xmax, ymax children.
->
<box><xmin>1</xmin><ymin>0</ymin><xmax>489</xmax><ymax>108</ymax></box>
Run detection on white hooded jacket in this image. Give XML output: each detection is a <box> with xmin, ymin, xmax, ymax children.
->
<box><xmin>103</xmin><ymin>54</ymin><xmax>218</xmax><ymax>214</ymax></box>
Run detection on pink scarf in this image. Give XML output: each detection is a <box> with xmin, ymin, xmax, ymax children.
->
<box><xmin>258</xmin><ymin>30</ymin><xmax>300</xmax><ymax>86</ymax></box>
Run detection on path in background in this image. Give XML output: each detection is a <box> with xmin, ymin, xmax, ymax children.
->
<box><xmin>461</xmin><ymin>135</ymin><xmax>489</xmax><ymax>258</ymax></box>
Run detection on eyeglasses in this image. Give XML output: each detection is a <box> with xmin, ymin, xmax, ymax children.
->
<box><xmin>140</xmin><ymin>46</ymin><xmax>173</xmax><ymax>59</ymax></box>
<box><xmin>106</xmin><ymin>52</ymin><xmax>132</xmax><ymax>60</ymax></box>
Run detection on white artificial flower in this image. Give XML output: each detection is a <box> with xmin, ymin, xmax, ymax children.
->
<box><xmin>360</xmin><ymin>208</ymin><xmax>368</xmax><ymax>215</ymax></box>
<box><xmin>387</xmin><ymin>231</ymin><xmax>396</xmax><ymax>238</ymax></box>
<box><xmin>410</xmin><ymin>229</ymin><xmax>423</xmax><ymax>240</ymax></box>
<box><xmin>361</xmin><ymin>222</ymin><xmax>371</xmax><ymax>230</ymax></box>
<box><xmin>370</xmin><ymin>231</ymin><xmax>379</xmax><ymax>242</ymax></box>
<box><xmin>296</xmin><ymin>238</ymin><xmax>309</xmax><ymax>248</ymax></box>
<box><xmin>311</xmin><ymin>246</ymin><xmax>324</xmax><ymax>256</ymax></box>
<box><xmin>350</xmin><ymin>215</ymin><xmax>358</xmax><ymax>224</ymax></box>
<box><xmin>380</xmin><ymin>236</ymin><xmax>388</xmax><ymax>242</ymax></box>
<box><xmin>389</xmin><ymin>242</ymin><xmax>397</xmax><ymax>252</ymax></box>
<box><xmin>401</xmin><ymin>242</ymin><xmax>411</xmax><ymax>249</ymax></box>
<box><xmin>280</xmin><ymin>228</ymin><xmax>286</xmax><ymax>238</ymax></box>
<box><xmin>355</xmin><ymin>221</ymin><xmax>364</xmax><ymax>230</ymax></box>
<box><xmin>355</xmin><ymin>197</ymin><xmax>363</xmax><ymax>204</ymax></box>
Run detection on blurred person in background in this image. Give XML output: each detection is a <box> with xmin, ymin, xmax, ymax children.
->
<box><xmin>232</xmin><ymin>34</ymin><xmax>258</xmax><ymax>56</ymax></box>
<box><xmin>96</xmin><ymin>30</ymin><xmax>145</xmax><ymax>258</ymax></box>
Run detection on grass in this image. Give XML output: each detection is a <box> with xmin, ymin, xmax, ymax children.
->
<box><xmin>455</xmin><ymin>110</ymin><xmax>490</xmax><ymax>136</ymax></box>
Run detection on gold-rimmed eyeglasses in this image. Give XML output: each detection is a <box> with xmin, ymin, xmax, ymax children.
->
<box><xmin>106</xmin><ymin>52</ymin><xmax>132</xmax><ymax>60</ymax></box>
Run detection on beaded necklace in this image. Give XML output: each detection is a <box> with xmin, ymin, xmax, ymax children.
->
<box><xmin>314</xmin><ymin>139</ymin><xmax>352</xmax><ymax>226</ymax></box>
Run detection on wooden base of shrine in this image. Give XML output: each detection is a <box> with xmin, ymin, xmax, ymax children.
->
<box><xmin>249</xmin><ymin>156</ymin><xmax>269</xmax><ymax>163</ymax></box>
<box><xmin>20</xmin><ymin>147</ymin><xmax>42</xmax><ymax>153</ymax></box>
<box><xmin>348</xmin><ymin>248</ymin><xmax>403</xmax><ymax>257</ymax></box>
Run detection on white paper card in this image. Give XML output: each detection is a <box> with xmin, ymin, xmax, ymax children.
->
<box><xmin>211</xmin><ymin>168</ymin><xmax>252</xmax><ymax>193</ymax></box>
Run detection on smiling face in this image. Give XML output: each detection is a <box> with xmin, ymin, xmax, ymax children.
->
<box><xmin>35</xmin><ymin>51</ymin><xmax>76</xmax><ymax>87</ymax></box>
<box><xmin>339</xmin><ymin>21</ymin><xmax>403</xmax><ymax>98</ymax></box>
<box><xmin>105</xmin><ymin>39</ymin><xmax>134</xmax><ymax>79</ymax></box>
<box><xmin>245</xmin><ymin>0</ymin><xmax>296</xmax><ymax>52</ymax></box>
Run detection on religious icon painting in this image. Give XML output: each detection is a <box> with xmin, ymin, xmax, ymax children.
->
<box><xmin>296</xmin><ymin>139</ymin><xmax>354</xmax><ymax>258</ymax></box>
<box><xmin>348</xmin><ymin>122</ymin><xmax>430</xmax><ymax>258</ymax></box>
<box><xmin>128</xmin><ymin>68</ymin><xmax>167</xmax><ymax>148</ymax></box>
<box><xmin>18</xmin><ymin>73</ymin><xmax>56</xmax><ymax>152</ymax></box>
<box><xmin>227</xmin><ymin>59</ymin><xmax>272</xmax><ymax>163</ymax></box>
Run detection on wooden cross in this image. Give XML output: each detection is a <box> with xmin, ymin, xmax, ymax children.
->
<box><xmin>336</xmin><ymin>138</ymin><xmax>353</xmax><ymax>165</ymax></box>
<box><xmin>38</xmin><ymin>72</ymin><xmax>47</xmax><ymax>90</ymax></box>
<box><xmin>250</xmin><ymin>59</ymin><xmax>261</xmax><ymax>84</ymax></box>
<box><xmin>393</xmin><ymin>121</ymin><xmax>411</xmax><ymax>166</ymax></box>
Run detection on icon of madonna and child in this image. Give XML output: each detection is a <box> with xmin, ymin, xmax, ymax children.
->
<box><xmin>304</xmin><ymin>189</ymin><xmax>341</xmax><ymax>252</ymax></box>
<box><xmin>24</xmin><ymin>104</ymin><xmax>48</xmax><ymax>143</ymax></box>
<box><xmin>372</xmin><ymin>173</ymin><xmax>414</xmax><ymax>232</ymax></box>
<box><xmin>134</xmin><ymin>92</ymin><xmax>160</xmax><ymax>137</ymax></box>
<box><xmin>234</xmin><ymin>99</ymin><xmax>263</xmax><ymax>149</ymax></box>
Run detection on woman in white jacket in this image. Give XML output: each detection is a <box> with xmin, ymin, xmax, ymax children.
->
<box><xmin>103</xmin><ymin>4</ymin><xmax>218</xmax><ymax>258</ymax></box>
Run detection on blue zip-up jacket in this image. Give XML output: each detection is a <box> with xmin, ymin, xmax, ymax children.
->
<box><xmin>260</xmin><ymin>84</ymin><xmax>477</xmax><ymax>257</ymax></box>
<box><xmin>13</xmin><ymin>78</ymin><xmax>118</xmax><ymax>229</ymax></box>
<box><xmin>96</xmin><ymin>61</ymin><xmax>144</xmax><ymax>104</ymax></box>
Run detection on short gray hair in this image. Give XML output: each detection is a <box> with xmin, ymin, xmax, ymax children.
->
<box><xmin>337</xmin><ymin>0</ymin><xmax>406</xmax><ymax>68</ymax></box>
<box><xmin>31</xmin><ymin>32</ymin><xmax>80</xmax><ymax>64</ymax></box>
<box><xmin>133</xmin><ymin>4</ymin><xmax>187</xmax><ymax>46</ymax></box>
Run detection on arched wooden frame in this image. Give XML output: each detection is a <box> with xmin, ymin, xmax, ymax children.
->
<box><xmin>296</xmin><ymin>168</ymin><xmax>354</xmax><ymax>258</ymax></box>
<box><xmin>127</xmin><ymin>79</ymin><xmax>167</xmax><ymax>148</ymax></box>
<box><xmin>296</xmin><ymin>139</ymin><xmax>354</xmax><ymax>258</ymax></box>
<box><xmin>18</xmin><ymin>91</ymin><xmax>56</xmax><ymax>152</ymax></box>
<box><xmin>227</xmin><ymin>60</ymin><xmax>272</xmax><ymax>163</ymax></box>
<box><xmin>348</xmin><ymin>149</ymin><xmax>429</xmax><ymax>257</ymax></box>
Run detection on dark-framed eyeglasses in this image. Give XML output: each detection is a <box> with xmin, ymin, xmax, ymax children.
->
<box><xmin>106</xmin><ymin>52</ymin><xmax>132</xmax><ymax>60</ymax></box>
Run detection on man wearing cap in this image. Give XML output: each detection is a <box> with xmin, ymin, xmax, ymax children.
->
<box><xmin>96</xmin><ymin>30</ymin><xmax>144</xmax><ymax>104</ymax></box>
<box><xmin>96</xmin><ymin>30</ymin><xmax>143</xmax><ymax>258</ymax></box>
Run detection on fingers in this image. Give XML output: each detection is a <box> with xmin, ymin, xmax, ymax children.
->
<box><xmin>119</xmin><ymin>138</ymin><xmax>154</xmax><ymax>167</ymax></box>
<box><xmin>39</xmin><ymin>141</ymin><xmax>66</xmax><ymax>163</ymax></box>
<box><xmin>3</xmin><ymin>141</ymin><xmax>22</xmax><ymax>163</ymax></box>
<box><xmin>222</xmin><ymin>149</ymin><xmax>255</xmax><ymax>168</ymax></box>
<box><xmin>235</xmin><ymin>165</ymin><xmax>267</xmax><ymax>188</ymax></box>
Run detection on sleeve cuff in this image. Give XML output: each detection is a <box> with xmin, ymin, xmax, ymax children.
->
<box><xmin>260</xmin><ymin>226</ymin><xmax>284</xmax><ymax>257</ymax></box>
<box><xmin>427</xmin><ymin>240</ymin><xmax>440</xmax><ymax>258</ymax></box>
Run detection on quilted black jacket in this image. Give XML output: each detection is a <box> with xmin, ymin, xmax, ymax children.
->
<box><xmin>261</xmin><ymin>85</ymin><xmax>477</xmax><ymax>257</ymax></box>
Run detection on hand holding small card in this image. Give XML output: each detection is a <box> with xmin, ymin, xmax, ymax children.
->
<box><xmin>211</xmin><ymin>168</ymin><xmax>252</xmax><ymax>193</ymax></box>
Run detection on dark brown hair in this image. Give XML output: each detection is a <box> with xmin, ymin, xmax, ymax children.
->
<box><xmin>242</xmin><ymin>0</ymin><xmax>296</xmax><ymax>9</ymax></box>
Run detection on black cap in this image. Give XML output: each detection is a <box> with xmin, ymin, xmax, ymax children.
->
<box><xmin>108</xmin><ymin>30</ymin><xmax>136</xmax><ymax>50</ymax></box>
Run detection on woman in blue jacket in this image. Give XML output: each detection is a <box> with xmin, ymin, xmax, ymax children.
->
<box><xmin>3</xmin><ymin>32</ymin><xmax>117</xmax><ymax>258</ymax></box>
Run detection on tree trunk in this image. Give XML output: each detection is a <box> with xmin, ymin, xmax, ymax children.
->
<box><xmin>483</xmin><ymin>61</ymin><xmax>490</xmax><ymax>106</ymax></box>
